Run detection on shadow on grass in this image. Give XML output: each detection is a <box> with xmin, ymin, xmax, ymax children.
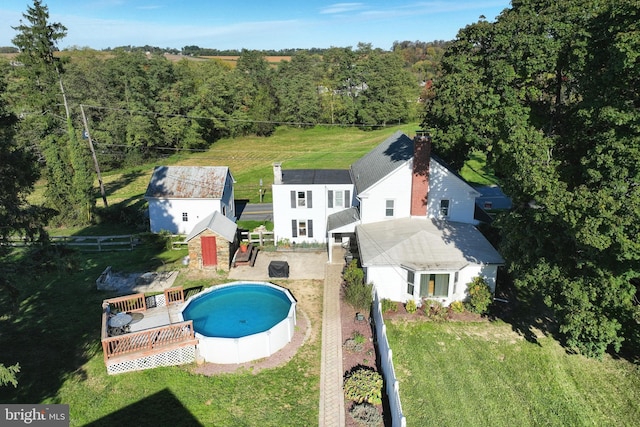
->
<box><xmin>85</xmin><ymin>388</ymin><xmax>203</xmax><ymax>427</ymax></box>
<box><xmin>0</xmin><ymin>244</ymin><xmax>170</xmax><ymax>404</ymax></box>
<box><xmin>103</xmin><ymin>170</ymin><xmax>147</xmax><ymax>198</ymax></box>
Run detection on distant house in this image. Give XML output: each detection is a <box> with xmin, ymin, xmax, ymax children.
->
<box><xmin>272</xmin><ymin>131</ymin><xmax>503</xmax><ymax>305</ymax></box>
<box><xmin>144</xmin><ymin>166</ymin><xmax>236</xmax><ymax>235</ymax></box>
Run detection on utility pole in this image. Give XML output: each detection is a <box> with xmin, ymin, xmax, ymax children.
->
<box><xmin>80</xmin><ymin>104</ymin><xmax>108</xmax><ymax>207</ymax></box>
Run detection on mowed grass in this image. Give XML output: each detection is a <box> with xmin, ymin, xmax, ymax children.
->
<box><xmin>88</xmin><ymin>124</ymin><xmax>419</xmax><ymax>206</ymax></box>
<box><xmin>386</xmin><ymin>320</ymin><xmax>640</xmax><ymax>426</ymax></box>
<box><xmin>0</xmin><ymin>245</ymin><xmax>321</xmax><ymax>426</ymax></box>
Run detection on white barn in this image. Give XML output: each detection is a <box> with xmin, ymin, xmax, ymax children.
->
<box><xmin>144</xmin><ymin>166</ymin><xmax>236</xmax><ymax>235</ymax></box>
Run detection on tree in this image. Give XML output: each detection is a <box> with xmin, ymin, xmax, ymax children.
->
<box><xmin>275</xmin><ymin>52</ymin><xmax>322</xmax><ymax>126</ymax></box>
<box><xmin>12</xmin><ymin>0</ymin><xmax>94</xmax><ymax>225</ymax></box>
<box><xmin>0</xmin><ymin>74</ymin><xmax>49</xmax><ymax>249</ymax></box>
<box><xmin>423</xmin><ymin>0</ymin><xmax>640</xmax><ymax>358</ymax></box>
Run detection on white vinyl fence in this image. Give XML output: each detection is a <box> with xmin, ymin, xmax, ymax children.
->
<box><xmin>371</xmin><ymin>288</ymin><xmax>407</xmax><ymax>427</ymax></box>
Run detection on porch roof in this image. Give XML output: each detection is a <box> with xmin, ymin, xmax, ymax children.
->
<box><xmin>327</xmin><ymin>207</ymin><xmax>360</xmax><ymax>232</ymax></box>
<box><xmin>356</xmin><ymin>217</ymin><xmax>504</xmax><ymax>271</ymax></box>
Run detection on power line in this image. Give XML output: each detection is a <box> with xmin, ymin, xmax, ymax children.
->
<box><xmin>81</xmin><ymin>104</ymin><xmax>388</xmax><ymax>128</ymax></box>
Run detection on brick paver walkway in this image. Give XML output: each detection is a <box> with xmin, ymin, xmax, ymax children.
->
<box><xmin>319</xmin><ymin>248</ymin><xmax>346</xmax><ymax>427</ymax></box>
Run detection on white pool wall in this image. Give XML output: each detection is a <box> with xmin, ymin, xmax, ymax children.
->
<box><xmin>180</xmin><ymin>281</ymin><xmax>297</xmax><ymax>364</ymax></box>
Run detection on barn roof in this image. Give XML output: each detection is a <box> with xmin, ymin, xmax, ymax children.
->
<box><xmin>144</xmin><ymin>166</ymin><xmax>231</xmax><ymax>199</ymax></box>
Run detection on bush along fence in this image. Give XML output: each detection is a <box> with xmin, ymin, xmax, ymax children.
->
<box><xmin>371</xmin><ymin>288</ymin><xmax>407</xmax><ymax>427</ymax></box>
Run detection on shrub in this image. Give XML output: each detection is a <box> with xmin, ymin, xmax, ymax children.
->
<box><xmin>466</xmin><ymin>276</ymin><xmax>493</xmax><ymax>314</ymax></box>
<box><xmin>349</xmin><ymin>402</ymin><xmax>383</xmax><ymax>427</ymax></box>
<box><xmin>405</xmin><ymin>299</ymin><xmax>417</xmax><ymax>314</ymax></box>
<box><xmin>424</xmin><ymin>300</ymin><xmax>450</xmax><ymax>322</ymax></box>
<box><xmin>450</xmin><ymin>300</ymin><xmax>465</xmax><ymax>313</ymax></box>
<box><xmin>344</xmin><ymin>331</ymin><xmax>366</xmax><ymax>353</ymax></box>
<box><xmin>343</xmin><ymin>260</ymin><xmax>372</xmax><ymax>310</ymax></box>
<box><xmin>344</xmin><ymin>365</ymin><xmax>383</xmax><ymax>405</ymax></box>
<box><xmin>381</xmin><ymin>298</ymin><xmax>398</xmax><ymax>313</ymax></box>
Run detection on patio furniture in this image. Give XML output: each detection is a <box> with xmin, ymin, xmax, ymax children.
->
<box><xmin>108</xmin><ymin>312</ymin><xmax>132</xmax><ymax>335</ymax></box>
<box><xmin>268</xmin><ymin>261</ymin><xmax>289</xmax><ymax>278</ymax></box>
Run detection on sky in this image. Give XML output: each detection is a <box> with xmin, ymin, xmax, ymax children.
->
<box><xmin>0</xmin><ymin>1</ymin><xmax>511</xmax><ymax>51</ymax></box>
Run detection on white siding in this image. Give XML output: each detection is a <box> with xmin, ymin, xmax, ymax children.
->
<box><xmin>426</xmin><ymin>161</ymin><xmax>479</xmax><ymax>224</ymax></box>
<box><xmin>272</xmin><ymin>183</ymin><xmax>354</xmax><ymax>244</ymax></box>
<box><xmin>366</xmin><ymin>263</ymin><xmax>499</xmax><ymax>306</ymax></box>
<box><xmin>358</xmin><ymin>164</ymin><xmax>412</xmax><ymax>224</ymax></box>
<box><xmin>358</xmin><ymin>159</ymin><xmax>480</xmax><ymax>226</ymax></box>
<box><xmin>148</xmin><ymin>170</ymin><xmax>236</xmax><ymax>235</ymax></box>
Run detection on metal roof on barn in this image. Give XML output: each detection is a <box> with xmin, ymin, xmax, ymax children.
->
<box><xmin>281</xmin><ymin>169</ymin><xmax>352</xmax><ymax>185</ymax></box>
<box><xmin>144</xmin><ymin>166</ymin><xmax>230</xmax><ymax>199</ymax></box>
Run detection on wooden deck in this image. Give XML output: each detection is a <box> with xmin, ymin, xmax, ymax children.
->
<box><xmin>101</xmin><ymin>287</ymin><xmax>198</xmax><ymax>373</ymax></box>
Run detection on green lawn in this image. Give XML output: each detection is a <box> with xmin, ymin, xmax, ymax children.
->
<box><xmin>386</xmin><ymin>320</ymin><xmax>640</xmax><ymax>426</ymax></box>
<box><xmin>0</xmin><ymin>245</ymin><xmax>320</xmax><ymax>426</ymax></box>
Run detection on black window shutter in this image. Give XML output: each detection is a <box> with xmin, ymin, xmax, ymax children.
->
<box><xmin>291</xmin><ymin>220</ymin><xmax>297</xmax><ymax>237</ymax></box>
<box><xmin>307</xmin><ymin>190</ymin><xmax>313</xmax><ymax>208</ymax></box>
<box><xmin>345</xmin><ymin>190</ymin><xmax>351</xmax><ymax>207</ymax></box>
<box><xmin>290</xmin><ymin>191</ymin><xmax>296</xmax><ymax>208</ymax></box>
<box><xmin>328</xmin><ymin>190</ymin><xmax>333</xmax><ymax>208</ymax></box>
<box><xmin>308</xmin><ymin>220</ymin><xmax>314</xmax><ymax>238</ymax></box>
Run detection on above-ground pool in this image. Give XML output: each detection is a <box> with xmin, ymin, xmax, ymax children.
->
<box><xmin>181</xmin><ymin>281</ymin><xmax>297</xmax><ymax>364</ymax></box>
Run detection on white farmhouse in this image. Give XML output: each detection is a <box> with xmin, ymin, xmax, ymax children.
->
<box><xmin>144</xmin><ymin>166</ymin><xmax>236</xmax><ymax>235</ymax></box>
<box><xmin>271</xmin><ymin>163</ymin><xmax>355</xmax><ymax>245</ymax></box>
<box><xmin>272</xmin><ymin>131</ymin><xmax>503</xmax><ymax>306</ymax></box>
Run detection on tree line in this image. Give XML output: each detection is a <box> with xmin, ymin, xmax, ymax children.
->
<box><xmin>424</xmin><ymin>0</ymin><xmax>640</xmax><ymax>359</ymax></box>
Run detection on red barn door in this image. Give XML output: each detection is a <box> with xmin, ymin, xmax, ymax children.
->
<box><xmin>201</xmin><ymin>236</ymin><xmax>218</xmax><ymax>267</ymax></box>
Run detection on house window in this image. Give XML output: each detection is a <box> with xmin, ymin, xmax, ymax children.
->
<box><xmin>298</xmin><ymin>220</ymin><xmax>307</xmax><ymax>236</ymax></box>
<box><xmin>407</xmin><ymin>270</ymin><xmax>415</xmax><ymax>295</ymax></box>
<box><xmin>297</xmin><ymin>191</ymin><xmax>306</xmax><ymax>207</ymax></box>
<box><xmin>419</xmin><ymin>274</ymin><xmax>450</xmax><ymax>298</ymax></box>
<box><xmin>182</xmin><ymin>212</ymin><xmax>188</xmax><ymax>222</ymax></box>
<box><xmin>335</xmin><ymin>190</ymin><xmax>344</xmax><ymax>208</ymax></box>
<box><xmin>439</xmin><ymin>199</ymin><xmax>450</xmax><ymax>217</ymax></box>
<box><xmin>385</xmin><ymin>200</ymin><xmax>395</xmax><ymax>217</ymax></box>
<box><xmin>222</xmin><ymin>206</ymin><xmax>227</xmax><ymax>216</ymax></box>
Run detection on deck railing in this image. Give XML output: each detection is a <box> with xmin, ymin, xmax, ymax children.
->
<box><xmin>164</xmin><ymin>287</ymin><xmax>184</xmax><ymax>305</ymax></box>
<box><xmin>105</xmin><ymin>293</ymin><xmax>147</xmax><ymax>313</ymax></box>
<box><xmin>102</xmin><ymin>320</ymin><xmax>195</xmax><ymax>361</ymax></box>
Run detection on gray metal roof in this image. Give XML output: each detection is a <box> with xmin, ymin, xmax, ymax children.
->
<box><xmin>281</xmin><ymin>169</ymin><xmax>352</xmax><ymax>185</ymax></box>
<box><xmin>186</xmin><ymin>211</ymin><xmax>237</xmax><ymax>242</ymax></box>
<box><xmin>327</xmin><ymin>207</ymin><xmax>360</xmax><ymax>232</ymax></box>
<box><xmin>144</xmin><ymin>166</ymin><xmax>230</xmax><ymax>199</ymax></box>
<box><xmin>356</xmin><ymin>217</ymin><xmax>504</xmax><ymax>270</ymax></box>
<box><xmin>351</xmin><ymin>131</ymin><xmax>413</xmax><ymax>194</ymax></box>
<box><xmin>350</xmin><ymin>131</ymin><xmax>477</xmax><ymax>195</ymax></box>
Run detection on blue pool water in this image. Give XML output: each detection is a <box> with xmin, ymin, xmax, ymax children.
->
<box><xmin>182</xmin><ymin>284</ymin><xmax>292</xmax><ymax>338</ymax></box>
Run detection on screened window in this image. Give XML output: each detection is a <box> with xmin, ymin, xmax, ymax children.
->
<box><xmin>335</xmin><ymin>190</ymin><xmax>344</xmax><ymax>208</ymax></box>
<box><xmin>385</xmin><ymin>200</ymin><xmax>395</xmax><ymax>217</ymax></box>
<box><xmin>407</xmin><ymin>270</ymin><xmax>415</xmax><ymax>295</ymax></box>
<box><xmin>182</xmin><ymin>212</ymin><xmax>188</xmax><ymax>222</ymax></box>
<box><xmin>440</xmin><ymin>199</ymin><xmax>450</xmax><ymax>217</ymax></box>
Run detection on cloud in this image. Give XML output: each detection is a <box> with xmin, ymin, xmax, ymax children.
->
<box><xmin>320</xmin><ymin>3</ymin><xmax>365</xmax><ymax>15</ymax></box>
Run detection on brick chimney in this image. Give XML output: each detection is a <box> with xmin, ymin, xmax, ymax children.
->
<box><xmin>273</xmin><ymin>162</ymin><xmax>282</xmax><ymax>185</ymax></box>
<box><xmin>410</xmin><ymin>132</ymin><xmax>431</xmax><ymax>216</ymax></box>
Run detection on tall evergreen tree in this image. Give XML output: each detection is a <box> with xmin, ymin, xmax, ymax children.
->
<box><xmin>12</xmin><ymin>0</ymin><xmax>94</xmax><ymax>224</ymax></box>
